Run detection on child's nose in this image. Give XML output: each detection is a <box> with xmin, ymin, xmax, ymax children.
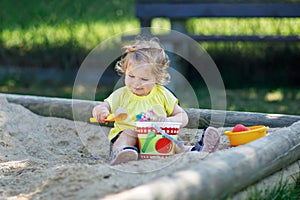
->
<box><xmin>132</xmin><ymin>79</ymin><xmax>142</xmax><ymax>87</ymax></box>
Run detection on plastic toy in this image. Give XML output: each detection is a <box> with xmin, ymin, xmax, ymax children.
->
<box><xmin>232</xmin><ymin>124</ymin><xmax>250</xmax><ymax>132</ymax></box>
<box><xmin>136</xmin><ymin>122</ymin><xmax>181</xmax><ymax>159</ymax></box>
<box><xmin>224</xmin><ymin>125</ymin><xmax>269</xmax><ymax>146</ymax></box>
<box><xmin>90</xmin><ymin>107</ymin><xmax>127</xmax><ymax>123</ymax></box>
<box><xmin>152</xmin><ymin>124</ymin><xmax>184</xmax><ymax>148</ymax></box>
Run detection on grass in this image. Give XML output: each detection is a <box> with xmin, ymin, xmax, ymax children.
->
<box><xmin>219</xmin><ymin>163</ymin><xmax>300</xmax><ymax>200</ymax></box>
<box><xmin>188</xmin><ymin>18</ymin><xmax>300</xmax><ymax>36</ymax></box>
<box><xmin>224</xmin><ymin>88</ymin><xmax>300</xmax><ymax>115</ymax></box>
<box><xmin>0</xmin><ymin>0</ymin><xmax>138</xmax><ymax>50</ymax></box>
<box><xmin>243</xmin><ymin>170</ymin><xmax>300</xmax><ymax>200</ymax></box>
<box><xmin>2</xmin><ymin>13</ymin><xmax>299</xmax><ymax>53</ymax></box>
<box><xmin>1</xmin><ymin>0</ymin><xmax>299</xmax><ymax>89</ymax></box>
<box><xmin>1</xmin><ymin>1</ymin><xmax>299</xmax><ymax>64</ymax></box>
<box><xmin>0</xmin><ymin>0</ymin><xmax>299</xmax><ymax>115</ymax></box>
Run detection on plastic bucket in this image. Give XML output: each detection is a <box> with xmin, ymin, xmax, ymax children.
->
<box><xmin>136</xmin><ymin>122</ymin><xmax>181</xmax><ymax>159</ymax></box>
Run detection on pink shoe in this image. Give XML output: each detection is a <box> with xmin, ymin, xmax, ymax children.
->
<box><xmin>110</xmin><ymin>146</ymin><xmax>138</xmax><ymax>165</ymax></box>
<box><xmin>201</xmin><ymin>127</ymin><xmax>220</xmax><ymax>153</ymax></box>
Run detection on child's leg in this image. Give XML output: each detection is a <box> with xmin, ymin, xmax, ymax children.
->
<box><xmin>110</xmin><ymin>129</ymin><xmax>138</xmax><ymax>165</ymax></box>
<box><xmin>194</xmin><ymin>127</ymin><xmax>220</xmax><ymax>153</ymax></box>
<box><xmin>177</xmin><ymin>127</ymin><xmax>220</xmax><ymax>154</ymax></box>
<box><xmin>175</xmin><ymin>145</ymin><xmax>191</xmax><ymax>153</ymax></box>
<box><xmin>112</xmin><ymin>129</ymin><xmax>137</xmax><ymax>152</ymax></box>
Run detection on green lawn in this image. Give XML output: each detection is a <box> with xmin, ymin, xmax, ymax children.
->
<box><xmin>1</xmin><ymin>0</ymin><xmax>299</xmax><ymax>54</ymax></box>
<box><xmin>0</xmin><ymin>0</ymin><xmax>299</xmax><ymax>116</ymax></box>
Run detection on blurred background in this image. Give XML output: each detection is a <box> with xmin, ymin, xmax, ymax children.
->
<box><xmin>0</xmin><ymin>0</ymin><xmax>299</xmax><ymax>115</ymax></box>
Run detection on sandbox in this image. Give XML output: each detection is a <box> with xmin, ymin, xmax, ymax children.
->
<box><xmin>0</xmin><ymin>93</ymin><xmax>299</xmax><ymax>199</ymax></box>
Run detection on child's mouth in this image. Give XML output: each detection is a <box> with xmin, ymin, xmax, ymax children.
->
<box><xmin>134</xmin><ymin>87</ymin><xmax>143</xmax><ymax>91</ymax></box>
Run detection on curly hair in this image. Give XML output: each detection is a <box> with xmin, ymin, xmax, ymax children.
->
<box><xmin>115</xmin><ymin>37</ymin><xmax>171</xmax><ymax>85</ymax></box>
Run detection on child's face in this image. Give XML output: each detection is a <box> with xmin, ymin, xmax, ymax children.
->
<box><xmin>125</xmin><ymin>63</ymin><xmax>156</xmax><ymax>96</ymax></box>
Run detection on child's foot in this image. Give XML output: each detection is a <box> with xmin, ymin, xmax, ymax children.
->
<box><xmin>191</xmin><ymin>127</ymin><xmax>220</xmax><ymax>153</ymax></box>
<box><xmin>201</xmin><ymin>127</ymin><xmax>220</xmax><ymax>152</ymax></box>
<box><xmin>110</xmin><ymin>146</ymin><xmax>138</xmax><ymax>165</ymax></box>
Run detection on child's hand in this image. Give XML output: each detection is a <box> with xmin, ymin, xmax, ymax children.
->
<box><xmin>92</xmin><ymin>103</ymin><xmax>110</xmax><ymax>123</ymax></box>
<box><xmin>153</xmin><ymin>116</ymin><xmax>169</xmax><ymax>122</ymax></box>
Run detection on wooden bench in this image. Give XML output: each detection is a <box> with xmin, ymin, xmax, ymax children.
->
<box><xmin>133</xmin><ymin>1</ymin><xmax>300</xmax><ymax>42</ymax></box>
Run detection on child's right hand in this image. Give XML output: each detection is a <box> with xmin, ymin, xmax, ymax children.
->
<box><xmin>153</xmin><ymin>116</ymin><xmax>169</xmax><ymax>122</ymax></box>
<box><xmin>92</xmin><ymin>103</ymin><xmax>110</xmax><ymax>123</ymax></box>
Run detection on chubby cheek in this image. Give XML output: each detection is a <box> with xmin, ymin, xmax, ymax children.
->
<box><xmin>124</xmin><ymin>76</ymin><xmax>130</xmax><ymax>86</ymax></box>
<box><xmin>125</xmin><ymin>76</ymin><xmax>136</xmax><ymax>89</ymax></box>
<box><xmin>143</xmin><ymin>83</ymin><xmax>155</xmax><ymax>92</ymax></box>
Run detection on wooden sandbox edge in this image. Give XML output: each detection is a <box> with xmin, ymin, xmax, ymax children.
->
<box><xmin>102</xmin><ymin>121</ymin><xmax>300</xmax><ymax>199</ymax></box>
<box><xmin>1</xmin><ymin>93</ymin><xmax>299</xmax><ymax>128</ymax></box>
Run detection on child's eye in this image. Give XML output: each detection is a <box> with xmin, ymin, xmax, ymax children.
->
<box><xmin>141</xmin><ymin>78</ymin><xmax>149</xmax><ymax>81</ymax></box>
<box><xmin>128</xmin><ymin>74</ymin><xmax>135</xmax><ymax>78</ymax></box>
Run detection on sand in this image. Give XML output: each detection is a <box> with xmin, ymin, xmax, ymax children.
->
<box><xmin>0</xmin><ymin>96</ymin><xmax>248</xmax><ymax>199</ymax></box>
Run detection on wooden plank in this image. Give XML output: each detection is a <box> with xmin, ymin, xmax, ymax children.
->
<box><xmin>1</xmin><ymin>93</ymin><xmax>300</xmax><ymax>128</ymax></box>
<box><xmin>0</xmin><ymin>93</ymin><xmax>97</xmax><ymax>123</ymax></box>
<box><xmin>186</xmin><ymin>108</ymin><xmax>300</xmax><ymax>128</ymax></box>
<box><xmin>136</xmin><ymin>3</ymin><xmax>300</xmax><ymax>19</ymax></box>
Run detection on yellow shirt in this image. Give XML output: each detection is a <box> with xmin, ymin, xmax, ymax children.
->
<box><xmin>104</xmin><ymin>85</ymin><xmax>178</xmax><ymax>141</ymax></box>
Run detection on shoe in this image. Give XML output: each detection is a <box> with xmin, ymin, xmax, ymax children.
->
<box><xmin>110</xmin><ymin>146</ymin><xmax>138</xmax><ymax>165</ymax></box>
<box><xmin>191</xmin><ymin>127</ymin><xmax>220</xmax><ymax>153</ymax></box>
<box><xmin>201</xmin><ymin>127</ymin><xmax>220</xmax><ymax>153</ymax></box>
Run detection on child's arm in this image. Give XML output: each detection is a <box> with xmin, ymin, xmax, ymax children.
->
<box><xmin>154</xmin><ymin>104</ymin><xmax>188</xmax><ymax>127</ymax></box>
<box><xmin>92</xmin><ymin>102</ymin><xmax>111</xmax><ymax>123</ymax></box>
<box><xmin>168</xmin><ymin>104</ymin><xmax>189</xmax><ymax>127</ymax></box>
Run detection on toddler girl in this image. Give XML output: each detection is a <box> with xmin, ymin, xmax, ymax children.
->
<box><xmin>92</xmin><ymin>37</ymin><xmax>220</xmax><ymax>165</ymax></box>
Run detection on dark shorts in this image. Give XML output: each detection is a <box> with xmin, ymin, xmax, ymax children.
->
<box><xmin>110</xmin><ymin>132</ymin><xmax>122</xmax><ymax>144</ymax></box>
<box><xmin>109</xmin><ymin>132</ymin><xmax>122</xmax><ymax>156</ymax></box>
<box><xmin>109</xmin><ymin>131</ymin><xmax>139</xmax><ymax>155</ymax></box>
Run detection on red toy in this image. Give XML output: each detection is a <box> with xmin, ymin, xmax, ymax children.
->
<box><xmin>232</xmin><ymin>124</ymin><xmax>250</xmax><ymax>132</ymax></box>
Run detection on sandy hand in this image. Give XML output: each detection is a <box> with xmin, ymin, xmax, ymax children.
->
<box><xmin>105</xmin><ymin>107</ymin><xmax>128</xmax><ymax>122</ymax></box>
<box><xmin>90</xmin><ymin>107</ymin><xmax>128</xmax><ymax>123</ymax></box>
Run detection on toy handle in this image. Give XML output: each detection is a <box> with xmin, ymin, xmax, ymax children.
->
<box><xmin>90</xmin><ymin>117</ymin><xmax>98</xmax><ymax>123</ymax></box>
<box><xmin>89</xmin><ymin>115</ymin><xmax>113</xmax><ymax>123</ymax></box>
<box><xmin>153</xmin><ymin>124</ymin><xmax>184</xmax><ymax>148</ymax></box>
